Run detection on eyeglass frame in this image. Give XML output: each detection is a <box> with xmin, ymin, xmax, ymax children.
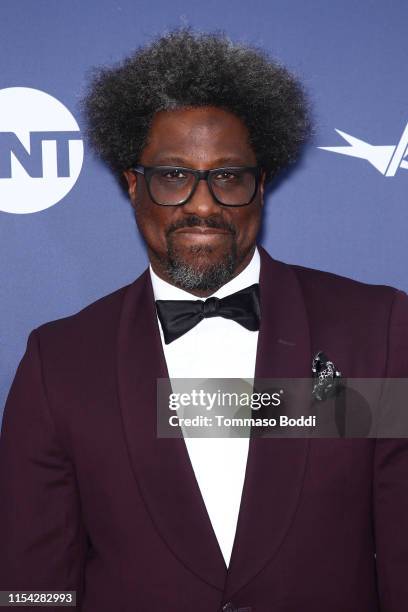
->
<box><xmin>129</xmin><ymin>164</ymin><xmax>263</xmax><ymax>207</ymax></box>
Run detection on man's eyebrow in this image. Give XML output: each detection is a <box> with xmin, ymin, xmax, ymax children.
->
<box><xmin>149</xmin><ymin>155</ymin><xmax>252</xmax><ymax>167</ymax></box>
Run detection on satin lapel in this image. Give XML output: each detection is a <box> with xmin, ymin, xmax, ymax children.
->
<box><xmin>223</xmin><ymin>245</ymin><xmax>312</xmax><ymax>601</ymax></box>
<box><xmin>116</xmin><ymin>269</ymin><xmax>227</xmax><ymax>590</ymax></box>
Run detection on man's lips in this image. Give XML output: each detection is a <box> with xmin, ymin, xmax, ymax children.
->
<box><xmin>172</xmin><ymin>227</ymin><xmax>232</xmax><ymax>235</ymax></box>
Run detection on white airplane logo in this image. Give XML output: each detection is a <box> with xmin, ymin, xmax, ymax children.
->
<box><xmin>319</xmin><ymin>123</ymin><xmax>408</xmax><ymax>176</ymax></box>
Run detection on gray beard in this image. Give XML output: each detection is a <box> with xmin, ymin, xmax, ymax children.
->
<box><xmin>164</xmin><ymin>243</ymin><xmax>238</xmax><ymax>292</ymax></box>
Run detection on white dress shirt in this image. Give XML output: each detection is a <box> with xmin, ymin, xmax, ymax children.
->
<box><xmin>149</xmin><ymin>246</ymin><xmax>260</xmax><ymax>567</ymax></box>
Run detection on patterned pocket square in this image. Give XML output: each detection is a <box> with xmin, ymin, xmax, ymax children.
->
<box><xmin>312</xmin><ymin>351</ymin><xmax>342</xmax><ymax>401</ymax></box>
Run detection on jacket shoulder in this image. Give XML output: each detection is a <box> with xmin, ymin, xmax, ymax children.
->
<box><xmin>35</xmin><ymin>282</ymin><xmax>130</xmax><ymax>342</ymax></box>
<box><xmin>31</xmin><ymin>271</ymin><xmax>149</xmax><ymax>366</ymax></box>
<box><xmin>286</xmin><ymin>262</ymin><xmax>408</xmax><ymax>375</ymax></box>
<box><xmin>289</xmin><ymin>262</ymin><xmax>401</xmax><ymax>306</ymax></box>
<box><xmin>288</xmin><ymin>261</ymin><xmax>406</xmax><ymax>335</ymax></box>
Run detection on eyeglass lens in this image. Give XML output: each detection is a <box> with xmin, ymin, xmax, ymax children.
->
<box><xmin>149</xmin><ymin>168</ymin><xmax>256</xmax><ymax>205</ymax></box>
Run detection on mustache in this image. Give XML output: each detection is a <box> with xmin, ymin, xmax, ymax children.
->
<box><xmin>166</xmin><ymin>215</ymin><xmax>236</xmax><ymax>236</ymax></box>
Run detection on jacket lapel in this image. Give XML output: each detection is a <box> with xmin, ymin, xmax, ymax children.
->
<box><xmin>222</xmin><ymin>246</ymin><xmax>312</xmax><ymax>600</ymax></box>
<box><xmin>116</xmin><ymin>268</ymin><xmax>227</xmax><ymax>590</ymax></box>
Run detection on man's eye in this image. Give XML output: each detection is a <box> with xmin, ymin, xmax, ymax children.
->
<box><xmin>161</xmin><ymin>169</ymin><xmax>186</xmax><ymax>179</ymax></box>
<box><xmin>214</xmin><ymin>171</ymin><xmax>239</xmax><ymax>181</ymax></box>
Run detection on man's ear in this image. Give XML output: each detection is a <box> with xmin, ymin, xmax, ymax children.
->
<box><xmin>123</xmin><ymin>170</ymin><xmax>137</xmax><ymax>206</ymax></box>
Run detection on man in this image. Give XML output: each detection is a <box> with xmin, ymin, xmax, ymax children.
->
<box><xmin>1</xmin><ymin>28</ymin><xmax>408</xmax><ymax>612</ymax></box>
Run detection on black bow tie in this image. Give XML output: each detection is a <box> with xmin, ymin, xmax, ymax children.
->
<box><xmin>155</xmin><ymin>283</ymin><xmax>261</xmax><ymax>344</ymax></box>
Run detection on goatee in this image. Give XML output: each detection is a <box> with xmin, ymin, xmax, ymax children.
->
<box><xmin>164</xmin><ymin>241</ymin><xmax>238</xmax><ymax>292</ymax></box>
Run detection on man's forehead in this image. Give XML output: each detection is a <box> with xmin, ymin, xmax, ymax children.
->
<box><xmin>141</xmin><ymin>106</ymin><xmax>255</xmax><ymax>164</ymax></box>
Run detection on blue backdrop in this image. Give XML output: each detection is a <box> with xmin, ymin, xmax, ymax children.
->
<box><xmin>1</xmin><ymin>0</ymin><xmax>407</xmax><ymax>416</ymax></box>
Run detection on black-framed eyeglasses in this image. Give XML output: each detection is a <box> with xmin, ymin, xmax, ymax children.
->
<box><xmin>130</xmin><ymin>165</ymin><xmax>262</xmax><ymax>207</ymax></box>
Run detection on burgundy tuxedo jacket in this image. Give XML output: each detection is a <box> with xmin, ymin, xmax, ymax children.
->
<box><xmin>1</xmin><ymin>245</ymin><xmax>408</xmax><ymax>612</ymax></box>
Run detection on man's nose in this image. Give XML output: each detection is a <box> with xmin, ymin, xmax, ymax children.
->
<box><xmin>181</xmin><ymin>177</ymin><xmax>221</xmax><ymax>217</ymax></box>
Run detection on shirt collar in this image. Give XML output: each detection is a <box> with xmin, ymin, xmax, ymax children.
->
<box><xmin>149</xmin><ymin>245</ymin><xmax>260</xmax><ymax>301</ymax></box>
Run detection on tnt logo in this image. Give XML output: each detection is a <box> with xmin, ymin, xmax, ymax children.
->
<box><xmin>0</xmin><ymin>87</ymin><xmax>83</xmax><ymax>214</ymax></box>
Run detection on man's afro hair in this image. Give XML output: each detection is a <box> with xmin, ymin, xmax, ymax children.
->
<box><xmin>81</xmin><ymin>27</ymin><xmax>312</xmax><ymax>187</ymax></box>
